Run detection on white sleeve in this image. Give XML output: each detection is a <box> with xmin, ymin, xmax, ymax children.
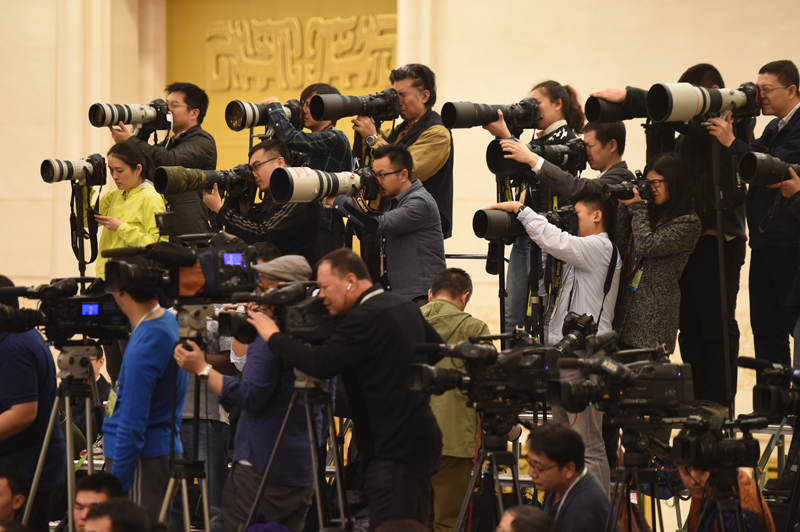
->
<box><xmin>517</xmin><ymin>209</ymin><xmax>611</xmax><ymax>271</ymax></box>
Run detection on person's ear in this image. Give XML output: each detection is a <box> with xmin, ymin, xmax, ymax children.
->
<box><xmin>189</xmin><ymin>106</ymin><xmax>200</xmax><ymax>121</ymax></box>
<box><xmin>420</xmin><ymin>89</ymin><xmax>430</xmax><ymax>105</ymax></box>
<box><xmin>401</xmin><ymin>169</ymin><xmax>410</xmax><ymax>182</ymax></box>
<box><xmin>428</xmin><ymin>289</ymin><xmax>433</xmax><ymax>302</ymax></box>
<box><xmin>11</xmin><ymin>493</ymin><xmax>25</xmax><ymax>511</ymax></box>
<box><xmin>607</xmin><ymin>139</ymin><xmax>618</xmax><ymax>154</ymax></box>
<box><xmin>788</xmin><ymin>85</ymin><xmax>798</xmax><ymax>100</ymax></box>
<box><xmin>460</xmin><ymin>291</ymin><xmax>470</xmax><ymax>308</ymax></box>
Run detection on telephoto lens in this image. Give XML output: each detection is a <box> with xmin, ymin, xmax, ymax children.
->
<box><xmin>309</xmin><ymin>89</ymin><xmax>399</xmax><ymax>122</ymax></box>
<box><xmin>738</xmin><ymin>151</ymin><xmax>800</xmax><ymax>186</ymax></box>
<box><xmin>224</xmin><ymin>99</ymin><xmax>301</xmax><ymax>133</ymax></box>
<box><xmin>585</xmin><ymin>95</ymin><xmax>646</xmax><ymax>123</ymax></box>
<box><xmin>646</xmin><ymin>82</ymin><xmax>759</xmax><ymax>123</ymax></box>
<box><xmin>441</xmin><ymin>97</ymin><xmax>540</xmax><ymax>130</ymax></box>
<box><xmin>89</xmin><ymin>103</ymin><xmax>159</xmax><ymax>128</ymax></box>
<box><xmin>153</xmin><ymin>166</ymin><xmax>252</xmax><ymax>195</ymax></box>
<box><xmin>472</xmin><ymin>209</ymin><xmax>526</xmax><ymax>240</ymax></box>
<box><xmin>40</xmin><ymin>154</ymin><xmax>106</xmax><ymax>187</ymax></box>
<box><xmin>269</xmin><ymin>167</ymin><xmax>379</xmax><ymax>204</ymax></box>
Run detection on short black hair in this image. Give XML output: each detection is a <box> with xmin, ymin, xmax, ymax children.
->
<box><xmin>504</xmin><ymin>505</ymin><xmax>553</xmax><ymax>532</ymax></box>
<box><xmin>575</xmin><ymin>193</ymin><xmax>614</xmax><ymax>236</ymax></box>
<box><xmin>678</xmin><ymin>63</ymin><xmax>725</xmax><ymax>88</ymax></box>
<box><xmin>109</xmin><ymin>256</ymin><xmax>160</xmax><ymax>303</ymax></box>
<box><xmin>373</xmin><ymin>144</ymin><xmax>414</xmax><ymax>181</ymax></box>
<box><xmin>108</xmin><ymin>141</ymin><xmax>155</xmax><ymax>182</ymax></box>
<box><xmin>0</xmin><ymin>275</ymin><xmax>19</xmax><ymax>309</ymax></box>
<box><xmin>527</xmin><ymin>423</ymin><xmax>585</xmax><ymax>472</ymax></box>
<box><xmin>0</xmin><ymin>461</ymin><xmax>28</xmax><ymax>496</ymax></box>
<box><xmin>165</xmin><ymin>82</ymin><xmax>210</xmax><ymax>124</ymax></box>
<box><xmin>430</xmin><ymin>268</ymin><xmax>473</xmax><ymax>303</ymax></box>
<box><xmin>583</xmin><ymin>122</ymin><xmax>626</xmax><ymax>156</ymax></box>
<box><xmin>76</xmin><ymin>471</ymin><xmax>124</xmax><ymax>499</ymax></box>
<box><xmin>249</xmin><ymin>139</ymin><xmax>290</xmax><ymax>162</ymax></box>
<box><xmin>759</xmin><ymin>60</ymin><xmax>800</xmax><ymax>89</ymax></box>
<box><xmin>319</xmin><ymin>249</ymin><xmax>371</xmax><ymax>281</ymax></box>
<box><xmin>300</xmin><ymin>83</ymin><xmax>341</xmax><ymax>103</ymax></box>
<box><xmin>390</xmin><ymin>63</ymin><xmax>438</xmax><ymax>108</ymax></box>
<box><xmin>254</xmin><ymin>242</ymin><xmax>281</xmax><ymax>263</ymax></box>
<box><xmin>85</xmin><ymin>499</ymin><xmax>150</xmax><ymax>532</ymax></box>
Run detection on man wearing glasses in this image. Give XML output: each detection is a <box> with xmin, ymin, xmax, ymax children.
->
<box><xmin>110</xmin><ymin>82</ymin><xmax>217</xmax><ymax>237</ymax></box>
<box><xmin>328</xmin><ymin>144</ymin><xmax>446</xmax><ymax>304</ymax></box>
<box><xmin>203</xmin><ymin>139</ymin><xmax>320</xmax><ymax>266</ymax></box>
<box><xmin>708</xmin><ymin>60</ymin><xmax>800</xmax><ymax>370</ymax></box>
<box><xmin>260</xmin><ymin>83</ymin><xmax>353</xmax><ymax>258</ymax></box>
<box><xmin>526</xmin><ymin>423</ymin><xmax>609</xmax><ymax>532</ymax></box>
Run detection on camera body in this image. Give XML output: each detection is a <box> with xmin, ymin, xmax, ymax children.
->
<box><xmin>40</xmin><ymin>154</ymin><xmax>107</xmax><ymax>187</ymax></box>
<box><xmin>225</xmin><ymin>99</ymin><xmax>302</xmax><ymax>135</ymax></box>
<box><xmin>672</xmin><ymin>416</ymin><xmax>767</xmax><ymax>470</ymax></box>
<box><xmin>486</xmin><ymin>138</ymin><xmax>587</xmax><ymax>176</ymax></box>
<box><xmin>602</xmin><ymin>176</ymin><xmax>654</xmax><ymax>202</ymax></box>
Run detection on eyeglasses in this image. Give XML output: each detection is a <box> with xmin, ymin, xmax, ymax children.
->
<box><xmin>648</xmin><ymin>179</ymin><xmax>665</xmax><ymax>188</ymax></box>
<box><xmin>250</xmin><ymin>157</ymin><xmax>281</xmax><ymax>172</ymax></box>
<box><xmin>759</xmin><ymin>85</ymin><xmax>789</xmax><ymax>96</ymax></box>
<box><xmin>528</xmin><ymin>462</ymin><xmax>558</xmax><ymax>474</ymax></box>
<box><xmin>167</xmin><ymin>101</ymin><xmax>191</xmax><ymax>110</ymax></box>
<box><xmin>375</xmin><ymin>170</ymin><xmax>401</xmax><ymax>179</ymax></box>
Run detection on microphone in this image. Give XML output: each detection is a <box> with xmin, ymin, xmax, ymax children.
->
<box><xmin>737</xmin><ymin>357</ymin><xmax>782</xmax><ymax>371</ymax></box>
<box><xmin>585</xmin><ymin>331</ymin><xmax>618</xmax><ymax>354</ymax></box>
<box><xmin>558</xmin><ymin>358</ymin><xmax>584</xmax><ymax>369</ymax></box>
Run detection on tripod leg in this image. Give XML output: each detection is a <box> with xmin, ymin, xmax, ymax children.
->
<box><xmin>159</xmin><ymin>477</ymin><xmax>179</xmax><ymax>523</ymax></box>
<box><xmin>490</xmin><ymin>454</ymin><xmax>505</xmax><ymax>521</ymax></box>
<box><xmin>65</xmin><ymin>397</ymin><xmax>77</xmax><ymax>532</ymax></box>
<box><xmin>455</xmin><ymin>450</ymin><xmax>489</xmax><ymax>532</ymax></box>
<box><xmin>785</xmin><ymin>465</ymin><xmax>800</xmax><ymax>532</ymax></box>
<box><xmin>510</xmin><ymin>453</ymin><xmax>523</xmax><ymax>506</ymax></box>
<box><xmin>86</xmin><ymin>396</ymin><xmax>94</xmax><ymax>474</ymax></box>
<box><xmin>305</xmin><ymin>398</ymin><xmax>326</xmax><ymax>530</ymax></box>
<box><xmin>631</xmin><ymin>470</ymin><xmax>648</xmax><ymax>532</ymax></box>
<box><xmin>200</xmin><ymin>478</ymin><xmax>211</xmax><ymax>532</ymax></box>
<box><xmin>22</xmin><ymin>394</ymin><xmax>59</xmax><ymax>525</ymax></box>
<box><xmin>181</xmin><ymin>479</ymin><xmax>192</xmax><ymax>532</ymax></box>
<box><xmin>604</xmin><ymin>469</ymin><xmax>625</xmax><ymax>532</ymax></box>
<box><xmin>327</xmin><ymin>402</ymin><xmax>350</xmax><ymax>528</ymax></box>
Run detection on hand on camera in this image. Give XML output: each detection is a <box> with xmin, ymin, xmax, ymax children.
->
<box><xmin>94</xmin><ymin>214</ymin><xmax>123</xmax><ymax>231</ymax></box>
<box><xmin>322</xmin><ymin>196</ymin><xmax>336</xmax><ymax>207</ymax></box>
<box><xmin>499</xmin><ymin>138</ymin><xmax>537</xmax><ymax>167</ymax></box>
<box><xmin>203</xmin><ymin>183</ymin><xmax>223</xmax><ymax>213</ymax></box>
<box><xmin>352</xmin><ymin>116</ymin><xmax>378</xmax><ymax>137</ymax></box>
<box><xmin>590</xmin><ymin>88</ymin><xmax>627</xmax><ymax>103</ymax></box>
<box><xmin>706</xmin><ymin>114</ymin><xmax>735</xmax><ymax>147</ymax></box>
<box><xmin>174</xmin><ymin>340</ymin><xmax>207</xmax><ymax>374</ymax></box>
<box><xmin>247</xmin><ymin>310</ymin><xmax>280</xmax><ymax>342</ymax></box>
<box><xmin>768</xmin><ymin>167</ymin><xmax>800</xmax><ymax>198</ymax></box>
<box><xmin>485</xmin><ymin>201</ymin><xmax>522</xmax><ymax>213</ymax></box>
<box><xmin>108</xmin><ymin>121</ymin><xmax>133</xmax><ymax>143</ymax></box>
<box><xmin>617</xmin><ymin>182</ymin><xmax>641</xmax><ymax>205</ymax></box>
<box><xmin>483</xmin><ymin>110</ymin><xmax>512</xmax><ymax>139</ymax></box>
<box><xmin>260</xmin><ymin>97</ymin><xmax>280</xmax><ymax>105</ymax></box>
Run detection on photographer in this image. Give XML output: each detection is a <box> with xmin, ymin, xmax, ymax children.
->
<box><xmin>261</xmin><ymin>83</ymin><xmax>353</xmax><ymax>257</ymax></box>
<box><xmin>483</xmin><ymin>80</ymin><xmax>585</xmax><ymax>333</ymax></box>
<box><xmin>677</xmin><ymin>465</ymin><xmax>774</xmax><ymax>532</ymax></box>
<box><xmin>174</xmin><ymin>255</ymin><xmax>323</xmax><ymax>532</ymax></box>
<box><xmin>707</xmin><ymin>59</ymin><xmax>800</xmax><ymax>370</ymax></box>
<box><xmin>485</xmin><ymin>194</ymin><xmax>620</xmax><ymax>490</ymax></box>
<box><xmin>352</xmin><ymin>63</ymin><xmax>453</xmax><ymax>239</ymax></box>
<box><xmin>613</xmin><ymin>152</ymin><xmax>700</xmax><ymax>353</ymax></box>
<box><xmin>111</xmin><ymin>82</ymin><xmax>217</xmax><ymax>237</ymax></box>
<box><xmin>203</xmin><ymin>139</ymin><xmax>320</xmax><ymax>266</ymax></box>
<box><xmin>102</xmin><ymin>256</ymin><xmax>187</xmax><ymax>522</ymax></box>
<box><xmin>247</xmin><ymin>249</ymin><xmax>444</xmax><ymax>531</ymax></box>
<box><xmin>329</xmin><ymin>144</ymin><xmax>446</xmax><ymax>303</ymax></box>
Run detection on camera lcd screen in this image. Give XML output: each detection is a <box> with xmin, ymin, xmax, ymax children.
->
<box><xmin>82</xmin><ymin>303</ymin><xmax>100</xmax><ymax>316</ymax></box>
<box><xmin>224</xmin><ymin>253</ymin><xmax>243</xmax><ymax>266</ymax></box>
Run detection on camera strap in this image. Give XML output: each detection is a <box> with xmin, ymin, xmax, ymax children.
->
<box><xmin>563</xmin><ymin>241</ymin><xmax>617</xmax><ymax>325</ymax></box>
<box><xmin>70</xmin><ymin>184</ymin><xmax>100</xmax><ymax>264</ymax></box>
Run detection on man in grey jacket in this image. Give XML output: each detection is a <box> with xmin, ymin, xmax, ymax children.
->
<box><xmin>328</xmin><ymin>144</ymin><xmax>446</xmax><ymax>303</ymax></box>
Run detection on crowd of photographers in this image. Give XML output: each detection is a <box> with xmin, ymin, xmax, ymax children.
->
<box><xmin>2</xmin><ymin>56</ymin><xmax>800</xmax><ymax>532</ymax></box>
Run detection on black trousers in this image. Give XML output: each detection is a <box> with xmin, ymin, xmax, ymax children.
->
<box><xmin>364</xmin><ymin>455</ymin><xmax>440</xmax><ymax>532</ymax></box>
<box><xmin>678</xmin><ymin>235</ymin><xmax>746</xmax><ymax>405</ymax></box>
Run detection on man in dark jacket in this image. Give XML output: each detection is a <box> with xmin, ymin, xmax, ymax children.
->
<box><xmin>248</xmin><ymin>249</ymin><xmax>444</xmax><ymax>531</ymax></box>
<box><xmin>110</xmin><ymin>82</ymin><xmax>217</xmax><ymax>237</ymax></box>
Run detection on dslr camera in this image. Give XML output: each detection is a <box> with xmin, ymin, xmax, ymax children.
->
<box><xmin>310</xmin><ymin>89</ymin><xmax>400</xmax><ymax>122</ymax></box>
<box><xmin>602</xmin><ymin>170</ymin><xmax>654</xmax><ymax>201</ymax></box>
<box><xmin>88</xmin><ymin>99</ymin><xmax>172</xmax><ymax>136</ymax></box>
<box><xmin>486</xmin><ymin>137</ymin><xmax>587</xmax><ymax>176</ymax></box>
<box><xmin>225</xmin><ymin>99</ymin><xmax>302</xmax><ymax>135</ymax></box>
<box><xmin>472</xmin><ymin>204</ymin><xmax>577</xmax><ymax>240</ymax></box>
<box><xmin>153</xmin><ymin>164</ymin><xmax>254</xmax><ymax>200</ymax></box>
<box><xmin>40</xmin><ymin>154</ymin><xmax>107</xmax><ymax>187</ymax></box>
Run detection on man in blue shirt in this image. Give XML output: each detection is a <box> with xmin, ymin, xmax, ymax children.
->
<box><xmin>102</xmin><ymin>258</ymin><xmax>186</xmax><ymax>522</ymax></box>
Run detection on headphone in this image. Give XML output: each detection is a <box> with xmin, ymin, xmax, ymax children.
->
<box><xmin>347</xmin><ymin>283</ymin><xmax>352</xmax><ymax>291</ymax></box>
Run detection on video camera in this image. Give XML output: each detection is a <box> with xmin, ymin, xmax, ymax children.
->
<box><xmin>738</xmin><ymin>357</ymin><xmax>800</xmax><ymax>422</ymax></box>
<box><xmin>672</xmin><ymin>415</ymin><xmax>768</xmax><ymax>470</ymax></box>
<box><xmin>88</xmin><ymin>99</ymin><xmax>172</xmax><ymax>135</ymax></box>
<box><xmin>219</xmin><ymin>282</ymin><xmax>341</xmax><ymax>345</ymax></box>
<box><xmin>602</xmin><ymin>171</ymin><xmax>654</xmax><ymax>201</ymax></box>
<box><xmin>269</xmin><ymin>166</ymin><xmax>380</xmax><ymax>204</ymax></box>
<box><xmin>441</xmin><ymin>98</ymin><xmax>541</xmax><ymax>130</ymax></box>
<box><xmin>224</xmin><ymin>99</ymin><xmax>302</xmax><ymax>135</ymax></box>
<box><xmin>485</xmin><ymin>137</ymin><xmax>587</xmax><ymax>175</ymax></box>
<box><xmin>153</xmin><ymin>164</ymin><xmax>254</xmax><ymax>198</ymax></box>
<box><xmin>40</xmin><ymin>154</ymin><xmax>107</xmax><ymax>187</ymax></box>
<box><xmin>310</xmin><ymin>89</ymin><xmax>400</xmax><ymax>122</ymax></box>
<box><xmin>472</xmin><ymin>204</ymin><xmax>577</xmax><ymax>240</ymax></box>
<box><xmin>646</xmin><ymin>82</ymin><xmax>760</xmax><ymax>123</ymax></box>
<box><xmin>738</xmin><ymin>152</ymin><xmax>800</xmax><ymax>187</ymax></box>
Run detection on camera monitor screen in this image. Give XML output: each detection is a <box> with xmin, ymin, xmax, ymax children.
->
<box><xmin>224</xmin><ymin>253</ymin><xmax>243</xmax><ymax>266</ymax></box>
<box><xmin>82</xmin><ymin>303</ymin><xmax>100</xmax><ymax>316</ymax></box>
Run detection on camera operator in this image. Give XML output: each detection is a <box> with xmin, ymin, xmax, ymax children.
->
<box><xmin>526</xmin><ymin>424</ymin><xmax>609</xmax><ymax>532</ymax></box>
<box><xmin>613</xmin><ymin>152</ymin><xmax>700</xmax><ymax>352</ymax></box>
<box><xmin>352</xmin><ymin>63</ymin><xmax>453</xmax><ymax>239</ymax></box>
<box><xmin>707</xmin><ymin>60</ymin><xmax>800</xmax><ymax>370</ymax></box>
<box><xmin>174</xmin><ymin>255</ymin><xmax>324</xmax><ymax>532</ymax></box>
<box><xmin>421</xmin><ymin>268</ymin><xmax>490</xmax><ymax>532</ymax></box>
<box><xmin>677</xmin><ymin>465</ymin><xmax>774</xmax><ymax>532</ymax></box>
<box><xmin>247</xmin><ymin>249</ymin><xmax>444</xmax><ymax>531</ymax></box>
<box><xmin>102</xmin><ymin>256</ymin><xmax>187</xmax><ymax>522</ymax></box>
<box><xmin>261</xmin><ymin>83</ymin><xmax>353</xmax><ymax>257</ymax></box>
<box><xmin>328</xmin><ymin>144</ymin><xmax>446</xmax><ymax>304</ymax></box>
<box><xmin>0</xmin><ymin>277</ymin><xmax>65</xmax><ymax>532</ymax></box>
<box><xmin>110</xmin><ymin>82</ymin><xmax>217</xmax><ymax>237</ymax></box>
<box><xmin>203</xmin><ymin>139</ymin><xmax>320</xmax><ymax>266</ymax></box>
<box><xmin>485</xmin><ymin>194</ymin><xmax>620</xmax><ymax>489</ymax></box>
<box><xmin>483</xmin><ymin>80</ymin><xmax>585</xmax><ymax>334</ymax></box>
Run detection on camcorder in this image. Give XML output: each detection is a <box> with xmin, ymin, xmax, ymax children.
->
<box><xmin>584</xmin><ymin>95</ymin><xmax>648</xmax><ymax>124</ymax></box>
<box><xmin>485</xmin><ymin>137</ymin><xmax>587</xmax><ymax>175</ymax></box>
<box><xmin>40</xmin><ymin>154</ymin><xmax>107</xmax><ymax>187</ymax></box>
<box><xmin>0</xmin><ymin>278</ymin><xmax>128</xmax><ymax>348</ymax></box>
<box><xmin>88</xmin><ymin>99</ymin><xmax>172</xmax><ymax>135</ymax></box>
<box><xmin>672</xmin><ymin>415</ymin><xmax>768</xmax><ymax>470</ymax></box>
<box><xmin>153</xmin><ymin>165</ymin><xmax>254</xmax><ymax>199</ymax></box>
<box><xmin>472</xmin><ymin>204</ymin><xmax>577</xmax><ymax>240</ymax></box>
<box><xmin>441</xmin><ymin>98</ymin><xmax>541</xmax><ymax>130</ymax></box>
<box><xmin>310</xmin><ymin>89</ymin><xmax>400</xmax><ymax>122</ymax></box>
<box><xmin>738</xmin><ymin>151</ymin><xmax>800</xmax><ymax>187</ymax></box>
<box><xmin>270</xmin><ymin>166</ymin><xmax>380</xmax><ymax>204</ymax></box>
<box><xmin>738</xmin><ymin>357</ymin><xmax>800</xmax><ymax>422</ymax></box>
<box><xmin>219</xmin><ymin>282</ymin><xmax>341</xmax><ymax>345</ymax></box>
<box><xmin>602</xmin><ymin>171</ymin><xmax>654</xmax><ymax>201</ymax></box>
<box><xmin>646</xmin><ymin>82</ymin><xmax>760</xmax><ymax>123</ymax></box>
<box><xmin>224</xmin><ymin>99</ymin><xmax>302</xmax><ymax>135</ymax></box>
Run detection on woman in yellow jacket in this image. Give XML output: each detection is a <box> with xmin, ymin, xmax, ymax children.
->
<box><xmin>94</xmin><ymin>141</ymin><xmax>167</xmax><ymax>279</ymax></box>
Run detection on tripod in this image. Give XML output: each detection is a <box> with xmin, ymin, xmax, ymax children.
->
<box><xmin>240</xmin><ymin>371</ymin><xmax>350</xmax><ymax>532</ymax></box>
<box><xmin>694</xmin><ymin>468</ymin><xmax>749</xmax><ymax>532</ymax></box>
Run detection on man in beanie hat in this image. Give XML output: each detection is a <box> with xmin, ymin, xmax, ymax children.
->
<box><xmin>174</xmin><ymin>256</ymin><xmax>324</xmax><ymax>532</ymax></box>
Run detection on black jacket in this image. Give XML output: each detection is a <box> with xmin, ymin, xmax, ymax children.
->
<box><xmin>535</xmin><ymin>160</ymin><xmax>633</xmax><ymax>201</ymax></box>
<box><xmin>269</xmin><ymin>285</ymin><xmax>444</xmax><ymax>465</ymax></box>
<box><xmin>128</xmin><ymin>125</ymin><xmax>218</xmax><ymax>237</ymax></box>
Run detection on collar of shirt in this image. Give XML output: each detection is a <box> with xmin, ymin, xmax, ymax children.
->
<box><xmin>538</xmin><ymin>119</ymin><xmax>568</xmax><ymax>138</ymax></box>
<box><xmin>354</xmin><ymin>283</ymin><xmax>385</xmax><ymax>307</ymax></box>
<box><xmin>778</xmin><ymin>100</ymin><xmax>800</xmax><ymax>132</ymax></box>
<box><xmin>390</xmin><ymin>179</ymin><xmax>423</xmax><ymax>204</ymax></box>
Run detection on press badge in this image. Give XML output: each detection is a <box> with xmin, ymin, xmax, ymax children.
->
<box><xmin>628</xmin><ymin>268</ymin><xmax>643</xmax><ymax>292</ymax></box>
<box><xmin>105</xmin><ymin>389</ymin><xmax>118</xmax><ymax>418</ymax></box>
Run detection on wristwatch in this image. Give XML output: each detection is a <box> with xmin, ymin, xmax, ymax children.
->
<box><xmin>198</xmin><ymin>363</ymin><xmax>213</xmax><ymax>382</ymax></box>
<box><xmin>366</xmin><ymin>134</ymin><xmax>378</xmax><ymax>146</ymax></box>
<box><xmin>517</xmin><ymin>204</ymin><xmax>528</xmax><ymax>215</ymax></box>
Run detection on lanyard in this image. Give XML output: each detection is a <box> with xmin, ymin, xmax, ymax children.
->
<box><xmin>360</xmin><ymin>289</ymin><xmax>384</xmax><ymax>305</ymax></box>
<box><xmin>554</xmin><ymin>468</ymin><xmax>587</xmax><ymax>524</ymax></box>
<box><xmin>133</xmin><ymin>304</ymin><xmax>161</xmax><ymax>332</ymax></box>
